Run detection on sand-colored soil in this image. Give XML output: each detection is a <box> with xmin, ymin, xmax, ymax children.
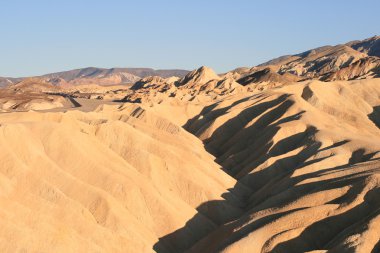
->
<box><xmin>0</xmin><ymin>77</ymin><xmax>380</xmax><ymax>253</ymax></box>
<box><xmin>2</xmin><ymin>38</ymin><xmax>380</xmax><ymax>253</ymax></box>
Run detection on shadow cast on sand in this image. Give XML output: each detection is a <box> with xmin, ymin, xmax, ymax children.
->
<box><xmin>154</xmin><ymin>152</ymin><xmax>380</xmax><ymax>252</ymax></box>
<box><xmin>368</xmin><ymin>105</ymin><xmax>380</xmax><ymax>129</ymax></box>
<box><xmin>154</xmin><ymin>93</ymin><xmax>380</xmax><ymax>253</ymax></box>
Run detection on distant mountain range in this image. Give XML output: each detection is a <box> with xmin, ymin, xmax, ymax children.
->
<box><xmin>253</xmin><ymin>35</ymin><xmax>380</xmax><ymax>82</ymax></box>
<box><xmin>217</xmin><ymin>35</ymin><xmax>380</xmax><ymax>88</ymax></box>
<box><xmin>0</xmin><ymin>68</ymin><xmax>190</xmax><ymax>87</ymax></box>
<box><xmin>0</xmin><ymin>77</ymin><xmax>23</xmax><ymax>87</ymax></box>
<box><xmin>1</xmin><ymin>36</ymin><xmax>379</xmax><ymax>88</ymax></box>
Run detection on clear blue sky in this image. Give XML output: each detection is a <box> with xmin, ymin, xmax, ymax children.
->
<box><xmin>1</xmin><ymin>0</ymin><xmax>379</xmax><ymax>77</ymax></box>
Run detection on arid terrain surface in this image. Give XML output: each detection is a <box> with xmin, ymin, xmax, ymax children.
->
<box><xmin>0</xmin><ymin>36</ymin><xmax>380</xmax><ymax>253</ymax></box>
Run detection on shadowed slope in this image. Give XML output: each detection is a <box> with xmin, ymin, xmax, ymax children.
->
<box><xmin>176</xmin><ymin>78</ymin><xmax>380</xmax><ymax>253</ymax></box>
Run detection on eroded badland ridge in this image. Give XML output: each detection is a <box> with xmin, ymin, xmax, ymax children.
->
<box><xmin>0</xmin><ymin>36</ymin><xmax>380</xmax><ymax>253</ymax></box>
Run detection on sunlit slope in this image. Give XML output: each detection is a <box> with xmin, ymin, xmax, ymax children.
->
<box><xmin>0</xmin><ymin>104</ymin><xmax>245</xmax><ymax>253</ymax></box>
